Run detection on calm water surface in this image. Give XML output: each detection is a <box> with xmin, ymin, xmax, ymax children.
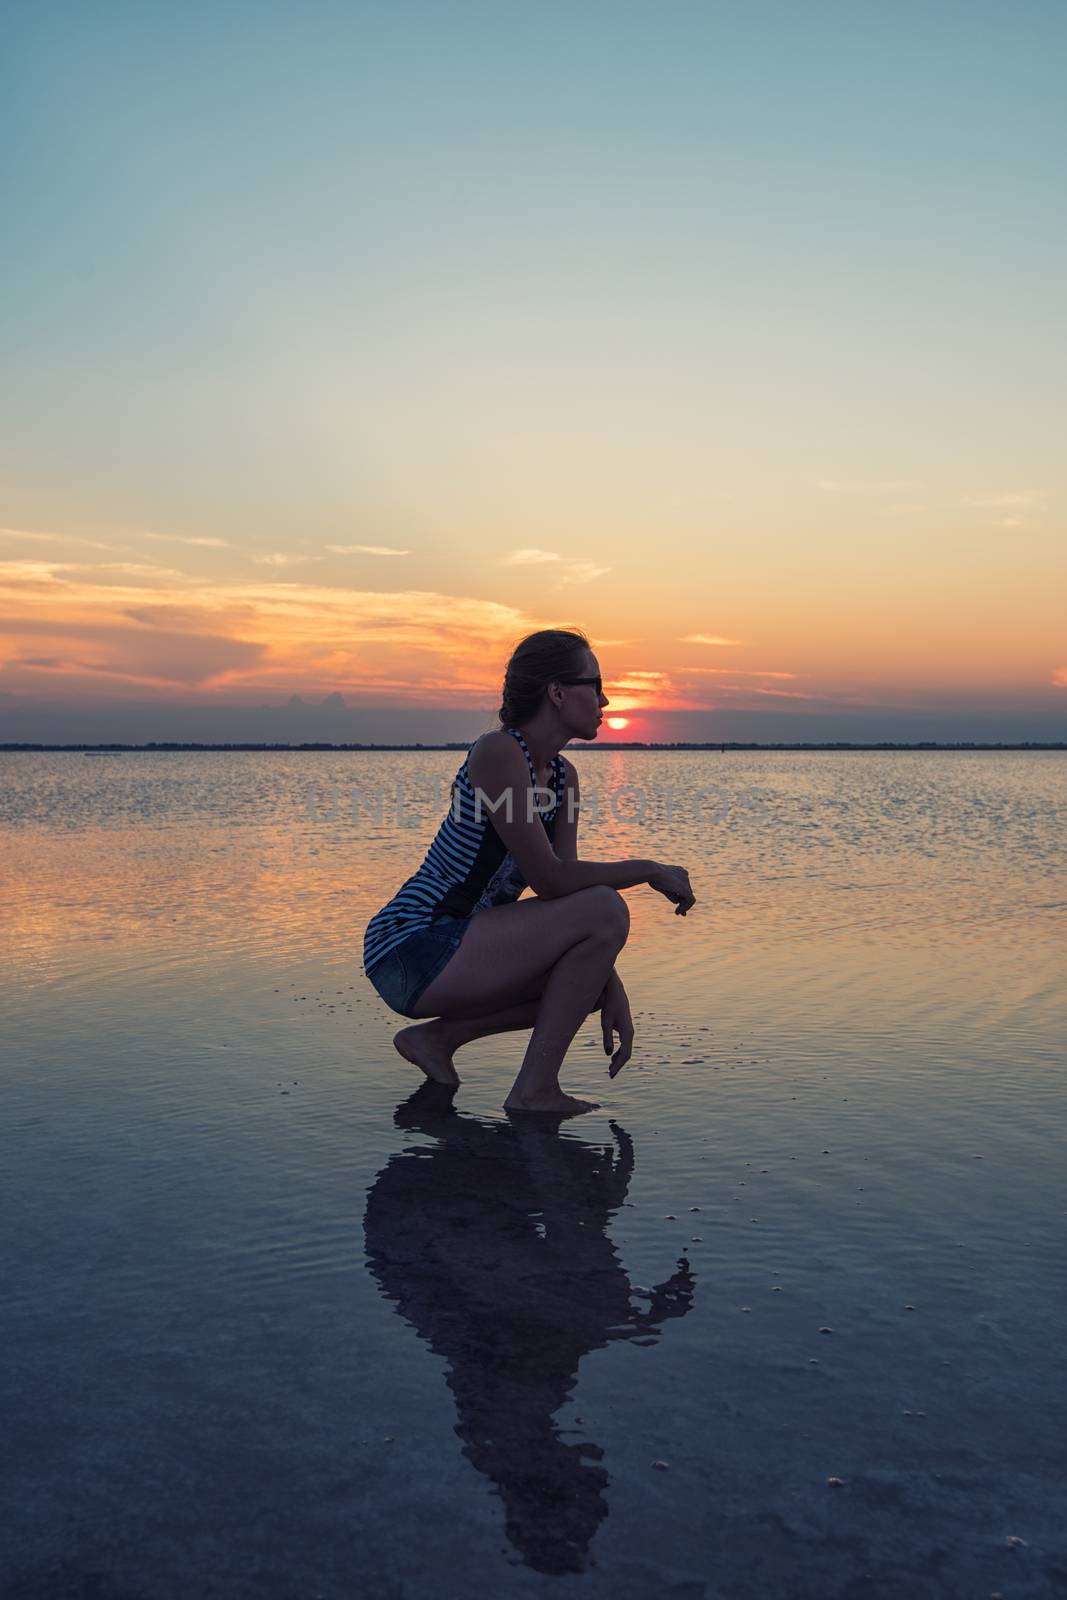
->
<box><xmin>2</xmin><ymin>751</ymin><xmax>1065</xmax><ymax>1597</ymax></box>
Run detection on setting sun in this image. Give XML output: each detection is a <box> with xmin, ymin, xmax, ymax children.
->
<box><xmin>605</xmin><ymin>717</ymin><xmax>630</xmax><ymax>731</ymax></box>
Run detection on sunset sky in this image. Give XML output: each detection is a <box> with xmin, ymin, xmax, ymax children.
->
<box><xmin>3</xmin><ymin>2</ymin><xmax>1065</xmax><ymax>744</ymax></box>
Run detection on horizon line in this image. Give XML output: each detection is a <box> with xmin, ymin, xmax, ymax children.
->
<box><xmin>4</xmin><ymin>741</ymin><xmax>1066</xmax><ymax>755</ymax></box>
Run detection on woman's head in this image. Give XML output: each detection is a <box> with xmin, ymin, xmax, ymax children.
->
<box><xmin>498</xmin><ymin>628</ymin><xmax>608</xmax><ymax>738</ymax></box>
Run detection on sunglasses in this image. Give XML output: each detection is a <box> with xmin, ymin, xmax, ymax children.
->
<box><xmin>558</xmin><ymin>676</ymin><xmax>603</xmax><ymax>695</ymax></box>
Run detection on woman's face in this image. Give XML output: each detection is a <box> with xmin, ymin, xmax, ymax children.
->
<box><xmin>564</xmin><ymin>649</ymin><xmax>609</xmax><ymax>738</ymax></box>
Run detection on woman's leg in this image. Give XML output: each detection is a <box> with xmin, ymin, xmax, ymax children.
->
<box><xmin>394</xmin><ymin>1000</ymin><xmax>541</xmax><ymax>1086</ymax></box>
<box><xmin>395</xmin><ymin>979</ymin><xmax>607</xmax><ymax>1086</ymax></box>
<box><xmin>411</xmin><ymin>886</ymin><xmax>628</xmax><ymax>1018</ymax></box>
<box><xmin>504</xmin><ymin>908</ymin><xmax>628</xmax><ymax>1111</ymax></box>
<box><xmin>405</xmin><ymin>887</ymin><xmax>629</xmax><ymax>1107</ymax></box>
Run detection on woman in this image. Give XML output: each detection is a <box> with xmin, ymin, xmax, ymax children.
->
<box><xmin>362</xmin><ymin>628</ymin><xmax>696</xmax><ymax>1113</ymax></box>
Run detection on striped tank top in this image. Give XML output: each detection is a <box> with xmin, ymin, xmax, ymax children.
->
<box><xmin>362</xmin><ymin>726</ymin><xmax>566</xmax><ymax>976</ymax></box>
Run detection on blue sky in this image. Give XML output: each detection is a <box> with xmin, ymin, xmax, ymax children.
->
<box><xmin>2</xmin><ymin>1</ymin><xmax>1065</xmax><ymax>741</ymax></box>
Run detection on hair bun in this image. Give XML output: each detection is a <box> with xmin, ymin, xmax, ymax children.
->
<box><xmin>496</xmin><ymin>628</ymin><xmax>589</xmax><ymax>728</ymax></box>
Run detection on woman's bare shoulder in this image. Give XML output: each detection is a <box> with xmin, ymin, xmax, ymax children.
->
<box><xmin>469</xmin><ymin>728</ymin><xmax>515</xmax><ymax>758</ymax></box>
<box><xmin>468</xmin><ymin>729</ymin><xmax>523</xmax><ymax>777</ymax></box>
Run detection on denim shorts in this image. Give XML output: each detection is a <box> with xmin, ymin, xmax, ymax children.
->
<box><xmin>366</xmin><ymin>915</ymin><xmax>471</xmax><ymax>1019</ymax></box>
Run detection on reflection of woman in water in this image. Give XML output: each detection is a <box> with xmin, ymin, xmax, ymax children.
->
<box><xmin>362</xmin><ymin>629</ymin><xmax>696</xmax><ymax>1113</ymax></box>
<box><xmin>364</xmin><ymin>1083</ymin><xmax>696</xmax><ymax>1575</ymax></box>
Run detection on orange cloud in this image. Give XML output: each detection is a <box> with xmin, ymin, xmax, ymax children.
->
<box><xmin>0</xmin><ymin>621</ymin><xmax>265</xmax><ymax>687</ymax></box>
<box><xmin>0</xmin><ymin>556</ymin><xmax>552</xmax><ymax>704</ymax></box>
<box><xmin>749</xmin><ymin>686</ymin><xmax>818</xmax><ymax>700</ymax></box>
<box><xmin>326</xmin><ymin>544</ymin><xmax>410</xmax><ymax>556</ymax></box>
<box><xmin>679</xmin><ymin>666</ymin><xmax>797</xmax><ymax>679</ymax></box>
<box><xmin>600</xmin><ymin>667</ymin><xmax>707</xmax><ymax>715</ymax></box>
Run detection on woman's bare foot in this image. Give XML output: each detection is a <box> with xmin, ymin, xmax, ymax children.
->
<box><xmin>503</xmin><ymin>1090</ymin><xmax>600</xmax><ymax>1115</ymax></box>
<box><xmin>393</xmin><ymin>1022</ymin><xmax>460</xmax><ymax>1087</ymax></box>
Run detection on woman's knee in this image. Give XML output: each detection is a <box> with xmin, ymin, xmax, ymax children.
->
<box><xmin>582</xmin><ymin>884</ymin><xmax>629</xmax><ymax>945</ymax></box>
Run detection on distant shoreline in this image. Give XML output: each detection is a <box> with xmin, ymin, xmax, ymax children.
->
<box><xmin>3</xmin><ymin>742</ymin><xmax>1065</xmax><ymax>754</ymax></box>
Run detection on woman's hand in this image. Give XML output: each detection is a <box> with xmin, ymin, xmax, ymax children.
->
<box><xmin>600</xmin><ymin>973</ymin><xmax>634</xmax><ymax>1078</ymax></box>
<box><xmin>648</xmin><ymin>863</ymin><xmax>695</xmax><ymax>915</ymax></box>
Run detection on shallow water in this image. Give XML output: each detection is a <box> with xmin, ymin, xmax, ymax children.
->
<box><xmin>2</xmin><ymin>751</ymin><xmax>1066</xmax><ymax>1597</ymax></box>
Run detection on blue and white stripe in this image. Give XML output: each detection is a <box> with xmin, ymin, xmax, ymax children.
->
<box><xmin>362</xmin><ymin>727</ymin><xmax>565</xmax><ymax>976</ymax></box>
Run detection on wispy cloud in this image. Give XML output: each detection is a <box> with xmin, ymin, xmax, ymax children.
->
<box><xmin>0</xmin><ymin>613</ymin><xmax>265</xmax><ymax>687</ymax></box>
<box><xmin>2</xmin><ymin>526</ymin><xmax>232</xmax><ymax>557</ymax></box>
<box><xmin>502</xmin><ymin>548</ymin><xmax>611</xmax><ymax>587</ymax></box>
<box><xmin>751</xmin><ymin>686</ymin><xmax>817</xmax><ymax>700</ymax></box>
<box><xmin>89</xmin><ymin>562</ymin><xmax>189</xmax><ymax>580</ymax></box>
<box><xmin>0</xmin><ymin>557</ymin><xmax>545</xmax><ymax>703</ymax></box>
<box><xmin>142</xmin><ymin>532</ymin><xmax>231</xmax><ymax>549</ymax></box>
<box><xmin>681</xmin><ymin>666</ymin><xmax>797</xmax><ymax>679</ymax></box>
<box><xmin>1</xmin><ymin>526</ymin><xmax>123</xmax><ymax>554</ymax></box>
<box><xmin>686</xmin><ymin>679</ymin><xmax>818</xmax><ymax>702</ymax></box>
<box><xmin>592</xmin><ymin>665</ymin><xmax>705</xmax><ymax>715</ymax></box>
<box><xmin>0</xmin><ymin>558</ymin><xmax>83</xmax><ymax>584</ymax></box>
<box><xmin>609</xmin><ymin>661</ymin><xmax>842</xmax><ymax>712</ymax></box>
<box><xmin>679</xmin><ymin>633</ymin><xmax>743</xmax><ymax>647</ymax></box>
<box><xmin>557</xmin><ymin>561</ymin><xmax>611</xmax><ymax>585</ymax></box>
<box><xmin>253</xmin><ymin>551</ymin><xmax>323</xmax><ymax>569</ymax></box>
<box><xmin>613</xmin><ymin>670</ymin><xmax>671</xmax><ymax>688</ymax></box>
<box><xmin>326</xmin><ymin>544</ymin><xmax>411</xmax><ymax>557</ymax></box>
<box><xmin>504</xmin><ymin>549</ymin><xmax>563</xmax><ymax>566</ymax></box>
<box><xmin>962</xmin><ymin>490</ymin><xmax>1045</xmax><ymax>510</ymax></box>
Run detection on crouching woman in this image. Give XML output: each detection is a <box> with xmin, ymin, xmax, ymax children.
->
<box><xmin>362</xmin><ymin>628</ymin><xmax>695</xmax><ymax>1113</ymax></box>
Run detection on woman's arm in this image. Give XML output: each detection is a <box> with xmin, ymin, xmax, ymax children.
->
<box><xmin>552</xmin><ymin>756</ymin><xmax>580</xmax><ymax>863</ymax></box>
<box><xmin>466</xmin><ymin>733</ymin><xmax>694</xmax><ymax>911</ymax></box>
<box><xmin>467</xmin><ymin>734</ymin><xmax>657</xmax><ymax>899</ymax></box>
